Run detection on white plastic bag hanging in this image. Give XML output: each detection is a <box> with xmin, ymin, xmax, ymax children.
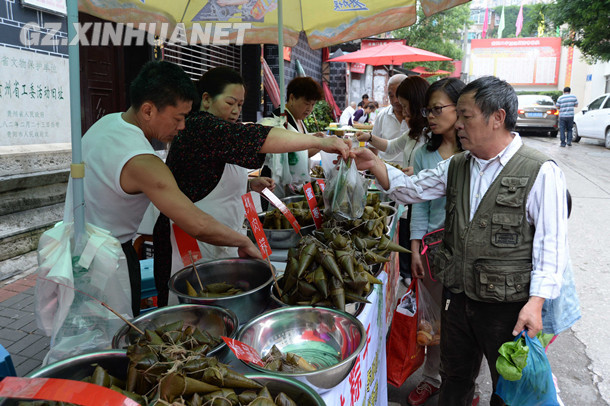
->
<box><xmin>323</xmin><ymin>158</ymin><xmax>370</xmax><ymax>220</ymax></box>
<box><xmin>35</xmin><ymin>221</ymin><xmax>132</xmax><ymax>365</ymax></box>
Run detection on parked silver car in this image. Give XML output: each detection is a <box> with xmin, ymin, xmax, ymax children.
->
<box><xmin>573</xmin><ymin>93</ymin><xmax>610</xmax><ymax>149</ymax></box>
<box><xmin>515</xmin><ymin>95</ymin><xmax>559</xmax><ymax>137</ymax></box>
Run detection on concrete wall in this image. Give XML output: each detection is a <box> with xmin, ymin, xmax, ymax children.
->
<box><xmin>0</xmin><ymin>0</ymin><xmax>70</xmax><ymax>280</ymax></box>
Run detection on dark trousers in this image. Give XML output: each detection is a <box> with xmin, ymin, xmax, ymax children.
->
<box><xmin>438</xmin><ymin>290</ymin><xmax>526</xmax><ymax>406</ymax></box>
<box><xmin>398</xmin><ymin>206</ymin><xmax>412</xmax><ymax>279</ymax></box>
<box><xmin>559</xmin><ymin>116</ymin><xmax>574</xmax><ymax>146</ymax></box>
<box><xmin>121</xmin><ymin>241</ymin><xmax>141</xmax><ymax>317</ymax></box>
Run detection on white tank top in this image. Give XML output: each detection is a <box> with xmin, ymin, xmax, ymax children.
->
<box><xmin>64</xmin><ymin>113</ymin><xmax>156</xmax><ymax>243</ymax></box>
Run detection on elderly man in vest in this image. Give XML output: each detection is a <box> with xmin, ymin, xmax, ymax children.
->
<box><xmin>351</xmin><ymin>76</ymin><xmax>569</xmax><ymax>406</ymax></box>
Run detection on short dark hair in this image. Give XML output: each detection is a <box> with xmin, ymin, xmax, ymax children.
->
<box><xmin>286</xmin><ymin>77</ymin><xmax>323</xmax><ymax>101</ymax></box>
<box><xmin>425</xmin><ymin>78</ymin><xmax>466</xmax><ymax>152</ymax></box>
<box><xmin>365</xmin><ymin>102</ymin><xmax>376</xmax><ymax>110</ymax></box>
<box><xmin>129</xmin><ymin>61</ymin><xmax>198</xmax><ymax>111</ymax></box>
<box><xmin>397</xmin><ymin>76</ymin><xmax>430</xmax><ymax>140</ymax></box>
<box><xmin>563</xmin><ymin>87</ymin><xmax>571</xmax><ymax>93</ymax></box>
<box><xmin>197</xmin><ymin>66</ymin><xmax>245</xmax><ymax>99</ymax></box>
<box><xmin>461</xmin><ymin>76</ymin><xmax>518</xmax><ymax>131</ymax></box>
<box><xmin>362</xmin><ymin>94</ymin><xmax>369</xmax><ymax>99</ymax></box>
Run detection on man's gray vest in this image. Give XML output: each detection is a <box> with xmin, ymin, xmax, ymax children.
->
<box><xmin>433</xmin><ymin>145</ymin><xmax>550</xmax><ymax>303</ymax></box>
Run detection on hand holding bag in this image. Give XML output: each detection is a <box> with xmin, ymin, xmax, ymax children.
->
<box><xmin>495</xmin><ymin>331</ymin><xmax>559</xmax><ymax>406</ymax></box>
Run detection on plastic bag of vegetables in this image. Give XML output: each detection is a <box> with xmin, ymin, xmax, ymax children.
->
<box><xmin>323</xmin><ymin>158</ymin><xmax>369</xmax><ymax>221</ymax></box>
<box><xmin>495</xmin><ymin>331</ymin><xmax>559</xmax><ymax>405</ymax></box>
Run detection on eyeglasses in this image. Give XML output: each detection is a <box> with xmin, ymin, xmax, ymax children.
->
<box><xmin>421</xmin><ymin>104</ymin><xmax>455</xmax><ymax>117</ymax></box>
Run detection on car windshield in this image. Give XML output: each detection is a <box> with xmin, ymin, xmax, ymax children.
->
<box><xmin>518</xmin><ymin>95</ymin><xmax>554</xmax><ymax>107</ymax></box>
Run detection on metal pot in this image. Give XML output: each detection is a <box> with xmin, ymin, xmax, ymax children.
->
<box><xmin>20</xmin><ymin>352</ymin><xmax>325</xmax><ymax>406</ymax></box>
<box><xmin>112</xmin><ymin>304</ymin><xmax>238</xmax><ymax>360</ymax></box>
<box><xmin>248</xmin><ymin>195</ymin><xmax>316</xmax><ymax>249</ymax></box>
<box><xmin>168</xmin><ymin>258</ymin><xmax>273</xmax><ymax>325</ymax></box>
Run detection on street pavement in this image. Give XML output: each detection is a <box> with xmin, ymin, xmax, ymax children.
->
<box><xmin>1</xmin><ymin>135</ymin><xmax>609</xmax><ymax>406</ymax></box>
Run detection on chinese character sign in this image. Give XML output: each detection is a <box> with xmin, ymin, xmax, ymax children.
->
<box><xmin>303</xmin><ymin>182</ymin><xmax>323</xmax><ymax>229</ymax></box>
<box><xmin>0</xmin><ymin>47</ymin><xmax>70</xmax><ymax>146</ymax></box>
<box><xmin>242</xmin><ymin>192</ymin><xmax>272</xmax><ymax>259</ymax></box>
<box><xmin>222</xmin><ymin>337</ymin><xmax>264</xmax><ymax>366</ymax></box>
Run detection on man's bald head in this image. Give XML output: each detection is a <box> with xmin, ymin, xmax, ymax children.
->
<box><xmin>387</xmin><ymin>74</ymin><xmax>407</xmax><ymax>118</ymax></box>
<box><xmin>388</xmin><ymin>74</ymin><xmax>407</xmax><ymax>88</ymax></box>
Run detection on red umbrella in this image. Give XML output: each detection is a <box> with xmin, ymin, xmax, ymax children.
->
<box><xmin>322</xmin><ymin>82</ymin><xmax>341</xmax><ymax>121</ymax></box>
<box><xmin>328</xmin><ymin>42</ymin><xmax>452</xmax><ymax>66</ymax></box>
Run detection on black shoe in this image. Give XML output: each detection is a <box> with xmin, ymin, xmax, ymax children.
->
<box><xmin>567</xmin><ymin>143</ymin><xmax>572</xmax><ymax>146</ymax></box>
<box><xmin>560</xmin><ymin>144</ymin><xmax>566</xmax><ymax>147</ymax></box>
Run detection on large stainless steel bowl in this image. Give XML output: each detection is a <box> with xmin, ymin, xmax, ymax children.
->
<box><xmin>19</xmin><ymin>352</ymin><xmax>325</xmax><ymax>406</ymax></box>
<box><xmin>168</xmin><ymin>258</ymin><xmax>273</xmax><ymax>324</ymax></box>
<box><xmin>112</xmin><ymin>304</ymin><xmax>237</xmax><ymax>359</ymax></box>
<box><xmin>380</xmin><ymin>203</ymin><xmax>397</xmax><ymax>226</ymax></box>
<box><xmin>27</xmin><ymin>350</ymin><xmax>128</xmax><ymax>379</ymax></box>
<box><xmin>236</xmin><ymin>306</ymin><xmax>366</xmax><ymax>391</ymax></box>
<box><xmin>245</xmin><ymin>374</ymin><xmax>325</xmax><ymax>406</ymax></box>
<box><xmin>249</xmin><ymin>195</ymin><xmax>316</xmax><ymax>249</ymax></box>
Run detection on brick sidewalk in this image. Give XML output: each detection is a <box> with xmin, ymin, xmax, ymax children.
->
<box><xmin>0</xmin><ymin>274</ymin><xmax>48</xmax><ymax>376</ymax></box>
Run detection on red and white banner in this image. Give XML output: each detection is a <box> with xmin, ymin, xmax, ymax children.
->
<box><xmin>303</xmin><ymin>182</ymin><xmax>323</xmax><ymax>229</ymax></box>
<box><xmin>172</xmin><ymin>224</ymin><xmax>203</xmax><ymax>266</ymax></box>
<box><xmin>242</xmin><ymin>192</ymin><xmax>272</xmax><ymax>259</ymax></box>
<box><xmin>469</xmin><ymin>37</ymin><xmax>562</xmax><ymax>85</ymax></box>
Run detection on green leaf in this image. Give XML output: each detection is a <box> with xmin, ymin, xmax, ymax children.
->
<box><xmin>496</xmin><ymin>337</ymin><xmax>529</xmax><ymax>381</ymax></box>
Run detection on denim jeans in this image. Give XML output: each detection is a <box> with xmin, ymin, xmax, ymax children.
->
<box><xmin>559</xmin><ymin>116</ymin><xmax>574</xmax><ymax>146</ymax></box>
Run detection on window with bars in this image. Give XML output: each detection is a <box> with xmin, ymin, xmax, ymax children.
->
<box><xmin>162</xmin><ymin>43</ymin><xmax>242</xmax><ymax>81</ymax></box>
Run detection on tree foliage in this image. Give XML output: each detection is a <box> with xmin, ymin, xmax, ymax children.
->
<box><xmin>392</xmin><ymin>4</ymin><xmax>471</xmax><ymax>75</ymax></box>
<box><xmin>485</xmin><ymin>4</ymin><xmax>556</xmax><ymax>39</ymax></box>
<box><xmin>548</xmin><ymin>0</ymin><xmax>610</xmax><ymax>62</ymax></box>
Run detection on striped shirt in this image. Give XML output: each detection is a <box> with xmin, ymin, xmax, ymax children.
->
<box><xmin>556</xmin><ymin>94</ymin><xmax>578</xmax><ymax>117</ymax></box>
<box><xmin>381</xmin><ymin>134</ymin><xmax>569</xmax><ymax>300</ymax></box>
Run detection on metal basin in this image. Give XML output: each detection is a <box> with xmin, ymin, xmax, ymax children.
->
<box><xmin>248</xmin><ymin>195</ymin><xmax>316</xmax><ymax>249</ymax></box>
<box><xmin>380</xmin><ymin>203</ymin><xmax>396</xmax><ymax>226</ymax></box>
<box><xmin>168</xmin><ymin>258</ymin><xmax>273</xmax><ymax>325</ymax></box>
<box><xmin>112</xmin><ymin>304</ymin><xmax>237</xmax><ymax>359</ymax></box>
<box><xmin>245</xmin><ymin>374</ymin><xmax>325</xmax><ymax>406</ymax></box>
<box><xmin>18</xmin><ymin>352</ymin><xmax>325</xmax><ymax>406</ymax></box>
<box><xmin>236</xmin><ymin>306</ymin><xmax>366</xmax><ymax>392</ymax></box>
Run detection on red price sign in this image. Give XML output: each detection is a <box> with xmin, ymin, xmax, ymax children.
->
<box><xmin>222</xmin><ymin>336</ymin><xmax>264</xmax><ymax>367</ymax></box>
<box><xmin>316</xmin><ymin>179</ymin><xmax>326</xmax><ymax>191</ymax></box>
<box><xmin>302</xmin><ymin>182</ymin><xmax>323</xmax><ymax>229</ymax></box>
<box><xmin>242</xmin><ymin>192</ymin><xmax>272</xmax><ymax>259</ymax></box>
<box><xmin>0</xmin><ymin>377</ymin><xmax>140</xmax><ymax>406</ymax></box>
<box><xmin>260</xmin><ymin>188</ymin><xmax>301</xmax><ymax>234</ymax></box>
<box><xmin>172</xmin><ymin>224</ymin><xmax>203</xmax><ymax>266</ymax></box>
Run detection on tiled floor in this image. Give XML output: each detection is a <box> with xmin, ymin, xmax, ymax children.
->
<box><xmin>0</xmin><ymin>273</ymin><xmax>49</xmax><ymax>376</ymax></box>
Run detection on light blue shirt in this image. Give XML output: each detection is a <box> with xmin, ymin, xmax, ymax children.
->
<box><xmin>410</xmin><ymin>145</ymin><xmax>447</xmax><ymax>240</ymax></box>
